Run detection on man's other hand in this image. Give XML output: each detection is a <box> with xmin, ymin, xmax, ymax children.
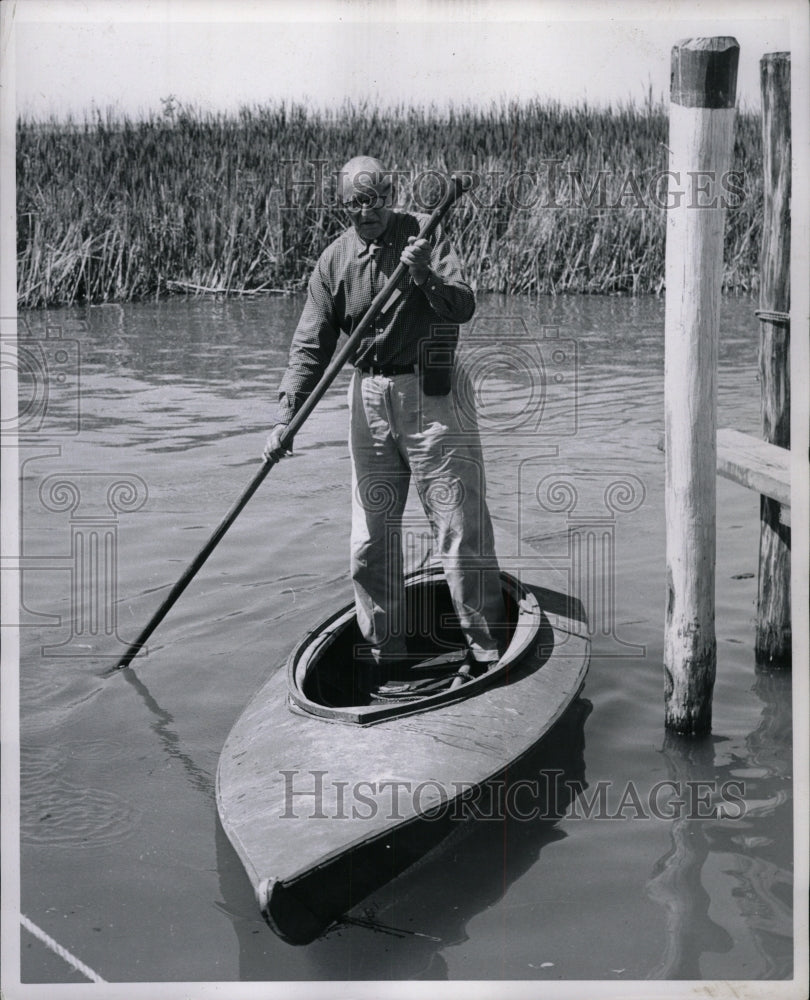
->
<box><xmin>263</xmin><ymin>424</ymin><xmax>293</xmax><ymax>461</ymax></box>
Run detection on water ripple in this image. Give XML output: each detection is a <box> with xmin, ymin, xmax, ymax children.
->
<box><xmin>22</xmin><ymin>779</ymin><xmax>141</xmax><ymax>848</ymax></box>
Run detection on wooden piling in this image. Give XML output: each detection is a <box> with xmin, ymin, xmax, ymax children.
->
<box><xmin>663</xmin><ymin>37</ymin><xmax>739</xmax><ymax>735</ymax></box>
<box><xmin>756</xmin><ymin>52</ymin><xmax>791</xmax><ymax>668</ymax></box>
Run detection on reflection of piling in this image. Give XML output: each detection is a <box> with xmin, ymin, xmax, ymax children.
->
<box><xmin>663</xmin><ymin>38</ymin><xmax>739</xmax><ymax>734</ymax></box>
<box><xmin>755</xmin><ymin>53</ymin><xmax>791</xmax><ymax>668</ymax></box>
<box><xmin>646</xmin><ymin>733</ymin><xmax>730</xmax><ymax>978</ymax></box>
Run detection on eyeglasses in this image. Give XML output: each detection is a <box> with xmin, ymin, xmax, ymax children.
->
<box><xmin>343</xmin><ymin>190</ymin><xmax>393</xmax><ymax>214</ymax></box>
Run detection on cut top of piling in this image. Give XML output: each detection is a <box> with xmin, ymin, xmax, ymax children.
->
<box><xmin>671</xmin><ymin>37</ymin><xmax>740</xmax><ymax>108</ymax></box>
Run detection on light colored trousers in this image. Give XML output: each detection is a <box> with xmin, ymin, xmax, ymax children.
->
<box><xmin>348</xmin><ymin>368</ymin><xmax>504</xmax><ymax>665</ymax></box>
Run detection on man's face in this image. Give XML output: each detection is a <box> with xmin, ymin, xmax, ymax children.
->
<box><xmin>341</xmin><ymin>171</ymin><xmax>394</xmax><ymax>243</ymax></box>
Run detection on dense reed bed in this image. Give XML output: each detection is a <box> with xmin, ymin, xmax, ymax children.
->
<box><xmin>17</xmin><ymin>100</ymin><xmax>762</xmax><ymax>307</ymax></box>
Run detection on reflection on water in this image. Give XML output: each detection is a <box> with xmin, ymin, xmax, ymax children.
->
<box><xmin>222</xmin><ymin>699</ymin><xmax>593</xmax><ymax>982</ymax></box>
<box><xmin>646</xmin><ymin>668</ymin><xmax>792</xmax><ymax>979</ymax></box>
<box><xmin>17</xmin><ymin>294</ymin><xmax>793</xmax><ymax>983</ymax></box>
<box><xmin>117</xmin><ymin>666</ymin><xmax>215</xmax><ymax>799</ymax></box>
<box><xmin>646</xmin><ymin>735</ymin><xmax>735</xmax><ymax>978</ymax></box>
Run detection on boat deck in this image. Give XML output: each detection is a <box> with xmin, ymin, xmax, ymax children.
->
<box><xmin>216</xmin><ymin>575</ymin><xmax>590</xmax><ymax>943</ymax></box>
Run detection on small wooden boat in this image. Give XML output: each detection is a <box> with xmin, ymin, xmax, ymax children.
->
<box><xmin>216</xmin><ymin>567</ymin><xmax>590</xmax><ymax>944</ymax></box>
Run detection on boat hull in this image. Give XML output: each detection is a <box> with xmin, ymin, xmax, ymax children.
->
<box><xmin>216</xmin><ymin>573</ymin><xmax>590</xmax><ymax>944</ymax></box>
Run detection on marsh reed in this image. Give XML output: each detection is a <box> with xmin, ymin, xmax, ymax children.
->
<box><xmin>17</xmin><ymin>100</ymin><xmax>762</xmax><ymax>307</ymax></box>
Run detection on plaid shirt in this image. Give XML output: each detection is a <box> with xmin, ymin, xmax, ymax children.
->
<box><xmin>274</xmin><ymin>211</ymin><xmax>475</xmax><ymax>425</ymax></box>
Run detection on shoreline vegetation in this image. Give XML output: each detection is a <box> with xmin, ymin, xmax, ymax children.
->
<box><xmin>17</xmin><ymin>100</ymin><xmax>763</xmax><ymax>309</ymax></box>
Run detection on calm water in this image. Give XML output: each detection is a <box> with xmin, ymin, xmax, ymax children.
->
<box><xmin>15</xmin><ymin>293</ymin><xmax>793</xmax><ymax>985</ymax></box>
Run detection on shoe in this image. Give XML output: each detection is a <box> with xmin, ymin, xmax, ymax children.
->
<box><xmin>446</xmin><ymin>650</ymin><xmax>493</xmax><ymax>690</ymax></box>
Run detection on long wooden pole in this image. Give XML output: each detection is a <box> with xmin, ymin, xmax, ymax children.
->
<box><xmin>113</xmin><ymin>175</ymin><xmax>473</xmax><ymax>671</ymax></box>
<box><xmin>756</xmin><ymin>52</ymin><xmax>791</xmax><ymax>668</ymax></box>
<box><xmin>663</xmin><ymin>37</ymin><xmax>739</xmax><ymax>734</ymax></box>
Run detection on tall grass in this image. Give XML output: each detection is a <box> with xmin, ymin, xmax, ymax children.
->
<box><xmin>16</xmin><ymin>100</ymin><xmax>762</xmax><ymax>307</ymax></box>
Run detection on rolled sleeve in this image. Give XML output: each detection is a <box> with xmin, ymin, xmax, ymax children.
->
<box><xmin>416</xmin><ymin>223</ymin><xmax>476</xmax><ymax>324</ymax></box>
<box><xmin>274</xmin><ymin>262</ymin><xmax>340</xmax><ymax>425</ymax></box>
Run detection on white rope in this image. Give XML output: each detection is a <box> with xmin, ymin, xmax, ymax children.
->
<box><xmin>20</xmin><ymin>914</ymin><xmax>107</xmax><ymax>984</ymax></box>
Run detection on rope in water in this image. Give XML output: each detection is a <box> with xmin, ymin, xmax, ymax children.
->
<box><xmin>755</xmin><ymin>309</ymin><xmax>790</xmax><ymax>324</ymax></box>
<box><xmin>20</xmin><ymin>914</ymin><xmax>107</xmax><ymax>984</ymax></box>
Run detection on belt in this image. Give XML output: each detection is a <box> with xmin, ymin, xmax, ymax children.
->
<box><xmin>357</xmin><ymin>363</ymin><xmax>415</xmax><ymax>376</ymax></box>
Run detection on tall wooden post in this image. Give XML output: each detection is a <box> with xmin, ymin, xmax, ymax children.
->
<box><xmin>664</xmin><ymin>37</ymin><xmax>739</xmax><ymax>735</ymax></box>
<box><xmin>756</xmin><ymin>52</ymin><xmax>791</xmax><ymax>668</ymax></box>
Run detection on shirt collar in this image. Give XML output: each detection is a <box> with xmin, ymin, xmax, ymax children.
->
<box><xmin>354</xmin><ymin>213</ymin><xmax>397</xmax><ymax>257</ymax></box>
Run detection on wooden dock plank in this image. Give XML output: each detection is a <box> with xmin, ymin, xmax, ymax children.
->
<box><xmin>716</xmin><ymin>428</ymin><xmax>791</xmax><ymax>524</ymax></box>
<box><xmin>657</xmin><ymin>429</ymin><xmax>791</xmax><ymax>525</ymax></box>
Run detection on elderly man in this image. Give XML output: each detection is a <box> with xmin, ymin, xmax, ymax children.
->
<box><xmin>265</xmin><ymin>156</ymin><xmax>504</xmax><ymax>679</ymax></box>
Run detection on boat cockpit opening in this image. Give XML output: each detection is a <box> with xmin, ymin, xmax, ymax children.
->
<box><xmin>300</xmin><ymin>573</ymin><xmax>520</xmax><ymax>710</ymax></box>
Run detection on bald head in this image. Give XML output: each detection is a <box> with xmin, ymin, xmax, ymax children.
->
<box><xmin>338</xmin><ymin>155</ymin><xmax>395</xmax><ymax>243</ymax></box>
<box><xmin>338</xmin><ymin>156</ymin><xmax>393</xmax><ymax>204</ymax></box>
